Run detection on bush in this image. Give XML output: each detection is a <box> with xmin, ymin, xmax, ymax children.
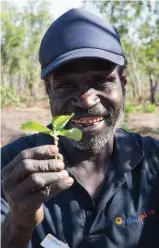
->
<box><xmin>142</xmin><ymin>104</ymin><xmax>157</xmax><ymax>113</ymax></box>
<box><xmin>125</xmin><ymin>104</ymin><xmax>136</xmax><ymax>113</ymax></box>
<box><xmin>125</xmin><ymin>103</ymin><xmax>157</xmax><ymax>114</ymax></box>
<box><xmin>1</xmin><ymin>86</ymin><xmax>20</xmax><ymax>107</ymax></box>
<box><xmin>135</xmin><ymin>105</ymin><xmax>143</xmax><ymax>112</ymax></box>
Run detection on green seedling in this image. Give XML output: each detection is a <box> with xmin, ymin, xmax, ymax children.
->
<box><xmin>20</xmin><ymin>113</ymin><xmax>83</xmax><ymax>159</ymax></box>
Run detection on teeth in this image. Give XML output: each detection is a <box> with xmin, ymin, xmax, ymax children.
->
<box><xmin>72</xmin><ymin>116</ymin><xmax>104</xmax><ymax>125</ymax></box>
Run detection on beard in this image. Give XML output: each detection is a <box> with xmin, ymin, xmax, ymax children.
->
<box><xmin>65</xmin><ymin>99</ymin><xmax>125</xmax><ymax>153</ymax></box>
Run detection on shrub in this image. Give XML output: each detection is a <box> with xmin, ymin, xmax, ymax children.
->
<box><xmin>143</xmin><ymin>104</ymin><xmax>157</xmax><ymax>113</ymax></box>
<box><xmin>125</xmin><ymin>104</ymin><xmax>136</xmax><ymax>113</ymax></box>
<box><xmin>1</xmin><ymin>86</ymin><xmax>20</xmax><ymax>107</ymax></box>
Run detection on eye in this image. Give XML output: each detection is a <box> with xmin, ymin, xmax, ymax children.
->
<box><xmin>94</xmin><ymin>76</ymin><xmax>116</xmax><ymax>85</ymax></box>
<box><xmin>60</xmin><ymin>83</ymin><xmax>72</xmax><ymax>88</ymax></box>
<box><xmin>95</xmin><ymin>79</ymin><xmax>106</xmax><ymax>86</ymax></box>
<box><xmin>55</xmin><ymin>82</ymin><xmax>73</xmax><ymax>89</ymax></box>
<box><xmin>93</xmin><ymin>77</ymin><xmax>116</xmax><ymax>90</ymax></box>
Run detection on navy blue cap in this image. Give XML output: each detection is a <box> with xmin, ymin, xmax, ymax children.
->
<box><xmin>39</xmin><ymin>8</ymin><xmax>125</xmax><ymax>79</ymax></box>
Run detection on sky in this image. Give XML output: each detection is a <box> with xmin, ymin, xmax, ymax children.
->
<box><xmin>4</xmin><ymin>0</ymin><xmax>83</xmax><ymax>19</ymax></box>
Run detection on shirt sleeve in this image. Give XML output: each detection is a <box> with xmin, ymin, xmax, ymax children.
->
<box><xmin>1</xmin><ymin>197</ymin><xmax>10</xmax><ymax>224</ymax></box>
<box><xmin>1</xmin><ymin>135</ymin><xmax>37</xmax><ymax>216</ymax></box>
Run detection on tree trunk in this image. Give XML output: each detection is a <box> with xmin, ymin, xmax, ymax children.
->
<box><xmin>149</xmin><ymin>74</ymin><xmax>159</xmax><ymax>104</ymax></box>
<box><xmin>130</xmin><ymin>51</ymin><xmax>141</xmax><ymax>99</ymax></box>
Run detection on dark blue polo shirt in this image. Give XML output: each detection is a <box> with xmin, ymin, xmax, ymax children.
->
<box><xmin>1</xmin><ymin>129</ymin><xmax>159</xmax><ymax>248</ymax></box>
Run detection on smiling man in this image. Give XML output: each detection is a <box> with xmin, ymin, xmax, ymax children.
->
<box><xmin>1</xmin><ymin>8</ymin><xmax>159</xmax><ymax>248</ymax></box>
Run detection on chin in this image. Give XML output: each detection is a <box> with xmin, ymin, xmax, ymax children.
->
<box><xmin>70</xmin><ymin>110</ymin><xmax>124</xmax><ymax>152</ymax></box>
<box><xmin>70</xmin><ymin>124</ymin><xmax>116</xmax><ymax>152</ymax></box>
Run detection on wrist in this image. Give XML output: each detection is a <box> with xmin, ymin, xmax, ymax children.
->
<box><xmin>10</xmin><ymin>212</ymin><xmax>36</xmax><ymax>231</ymax></box>
<box><xmin>2</xmin><ymin>213</ymin><xmax>34</xmax><ymax>248</ymax></box>
<box><xmin>10</xmin><ymin>204</ymin><xmax>44</xmax><ymax>229</ymax></box>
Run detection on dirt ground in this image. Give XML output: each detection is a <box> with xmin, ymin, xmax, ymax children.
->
<box><xmin>1</xmin><ymin>106</ymin><xmax>159</xmax><ymax>147</ymax></box>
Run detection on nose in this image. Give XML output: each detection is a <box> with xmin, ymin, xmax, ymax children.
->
<box><xmin>71</xmin><ymin>89</ymin><xmax>100</xmax><ymax>109</ymax></box>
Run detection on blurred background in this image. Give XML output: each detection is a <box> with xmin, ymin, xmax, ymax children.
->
<box><xmin>1</xmin><ymin>0</ymin><xmax>159</xmax><ymax>146</ymax></box>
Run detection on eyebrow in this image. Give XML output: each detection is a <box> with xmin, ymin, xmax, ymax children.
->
<box><xmin>97</xmin><ymin>73</ymin><xmax>117</xmax><ymax>80</ymax></box>
<box><xmin>53</xmin><ymin>70</ymin><xmax>117</xmax><ymax>84</ymax></box>
<box><xmin>104</xmin><ymin>73</ymin><xmax>116</xmax><ymax>78</ymax></box>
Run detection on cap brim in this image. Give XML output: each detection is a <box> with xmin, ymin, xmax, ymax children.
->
<box><xmin>41</xmin><ymin>48</ymin><xmax>125</xmax><ymax>79</ymax></box>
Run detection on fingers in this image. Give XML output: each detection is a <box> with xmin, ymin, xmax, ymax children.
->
<box><xmin>57</xmin><ymin>153</ymin><xmax>63</xmax><ymax>161</ymax></box>
<box><xmin>2</xmin><ymin>145</ymin><xmax>60</xmax><ymax>178</ymax></box>
<box><xmin>8</xmin><ymin>170</ymin><xmax>69</xmax><ymax>199</ymax></box>
<box><xmin>1</xmin><ymin>145</ymin><xmax>71</xmax><ymax>213</ymax></box>
<box><xmin>3</xmin><ymin>158</ymin><xmax>65</xmax><ymax>190</ymax></box>
<box><xmin>12</xmin><ymin>157</ymin><xmax>64</xmax><ymax>184</ymax></box>
<box><xmin>20</xmin><ymin>177</ymin><xmax>74</xmax><ymax>207</ymax></box>
<box><xmin>6</xmin><ymin>171</ymin><xmax>74</xmax><ymax>205</ymax></box>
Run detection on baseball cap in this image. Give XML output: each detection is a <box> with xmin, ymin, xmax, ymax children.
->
<box><xmin>39</xmin><ymin>8</ymin><xmax>125</xmax><ymax>79</ymax></box>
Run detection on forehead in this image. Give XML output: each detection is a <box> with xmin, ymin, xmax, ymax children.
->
<box><xmin>53</xmin><ymin>58</ymin><xmax>117</xmax><ymax>79</ymax></box>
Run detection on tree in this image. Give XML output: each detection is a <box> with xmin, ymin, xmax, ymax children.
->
<box><xmin>1</xmin><ymin>0</ymin><xmax>52</xmax><ymax>106</ymax></box>
<box><xmin>83</xmin><ymin>0</ymin><xmax>159</xmax><ymax>104</ymax></box>
<box><xmin>1</xmin><ymin>2</ymin><xmax>27</xmax><ymax>88</ymax></box>
<box><xmin>22</xmin><ymin>0</ymin><xmax>53</xmax><ymax>101</ymax></box>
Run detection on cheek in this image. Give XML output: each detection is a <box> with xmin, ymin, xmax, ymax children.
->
<box><xmin>101</xmin><ymin>86</ymin><xmax>123</xmax><ymax>110</ymax></box>
<box><xmin>110</xmin><ymin>89</ymin><xmax>123</xmax><ymax>105</ymax></box>
<box><xmin>49</xmin><ymin>92</ymin><xmax>71</xmax><ymax>115</ymax></box>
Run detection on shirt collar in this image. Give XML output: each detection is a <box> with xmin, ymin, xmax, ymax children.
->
<box><xmin>113</xmin><ymin>129</ymin><xmax>145</xmax><ymax>174</ymax></box>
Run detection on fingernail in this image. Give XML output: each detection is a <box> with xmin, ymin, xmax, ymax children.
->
<box><xmin>67</xmin><ymin>177</ymin><xmax>74</xmax><ymax>185</ymax></box>
<box><xmin>49</xmin><ymin>145</ymin><xmax>59</xmax><ymax>153</ymax></box>
<box><xmin>56</xmin><ymin>161</ymin><xmax>64</xmax><ymax>170</ymax></box>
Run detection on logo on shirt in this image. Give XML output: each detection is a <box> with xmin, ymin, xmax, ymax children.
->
<box><xmin>115</xmin><ymin>209</ymin><xmax>156</xmax><ymax>225</ymax></box>
<box><xmin>115</xmin><ymin>216</ymin><xmax>123</xmax><ymax>225</ymax></box>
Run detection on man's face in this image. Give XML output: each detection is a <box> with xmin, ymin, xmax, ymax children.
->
<box><xmin>47</xmin><ymin>59</ymin><xmax>126</xmax><ymax>151</ymax></box>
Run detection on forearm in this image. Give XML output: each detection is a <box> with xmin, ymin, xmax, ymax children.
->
<box><xmin>2</xmin><ymin>213</ymin><xmax>34</xmax><ymax>248</ymax></box>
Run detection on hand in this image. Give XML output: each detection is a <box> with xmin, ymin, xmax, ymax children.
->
<box><xmin>2</xmin><ymin>145</ymin><xmax>74</xmax><ymax>229</ymax></box>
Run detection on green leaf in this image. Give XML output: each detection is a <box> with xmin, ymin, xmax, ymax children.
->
<box><xmin>20</xmin><ymin>121</ymin><xmax>53</xmax><ymax>136</ymax></box>
<box><xmin>52</xmin><ymin>113</ymin><xmax>74</xmax><ymax>129</ymax></box>
<box><xmin>57</xmin><ymin>128</ymin><xmax>83</xmax><ymax>141</ymax></box>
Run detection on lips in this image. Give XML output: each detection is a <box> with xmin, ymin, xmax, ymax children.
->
<box><xmin>71</xmin><ymin>116</ymin><xmax>104</xmax><ymax>126</ymax></box>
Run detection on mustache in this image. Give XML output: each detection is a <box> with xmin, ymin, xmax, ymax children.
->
<box><xmin>72</xmin><ymin>103</ymin><xmax>115</xmax><ymax>118</ymax></box>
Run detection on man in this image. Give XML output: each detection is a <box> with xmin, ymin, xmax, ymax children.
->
<box><xmin>1</xmin><ymin>8</ymin><xmax>159</xmax><ymax>248</ymax></box>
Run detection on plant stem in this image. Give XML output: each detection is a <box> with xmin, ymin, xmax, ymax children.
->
<box><xmin>54</xmin><ymin>130</ymin><xmax>59</xmax><ymax>159</ymax></box>
<box><xmin>54</xmin><ymin>136</ymin><xmax>58</xmax><ymax>147</ymax></box>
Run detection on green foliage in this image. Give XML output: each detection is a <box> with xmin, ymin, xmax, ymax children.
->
<box><xmin>1</xmin><ymin>1</ymin><xmax>52</xmax><ymax>105</ymax></box>
<box><xmin>125</xmin><ymin>104</ymin><xmax>136</xmax><ymax>114</ymax></box>
<box><xmin>57</xmin><ymin>128</ymin><xmax>83</xmax><ymax>141</ymax></box>
<box><xmin>142</xmin><ymin>104</ymin><xmax>157</xmax><ymax>113</ymax></box>
<box><xmin>20</xmin><ymin>121</ymin><xmax>53</xmax><ymax>136</ymax></box>
<box><xmin>52</xmin><ymin>114</ymin><xmax>75</xmax><ymax>129</ymax></box>
<box><xmin>135</xmin><ymin>105</ymin><xmax>143</xmax><ymax>112</ymax></box>
<box><xmin>20</xmin><ymin>115</ymin><xmax>83</xmax><ymax>143</ymax></box>
<box><xmin>84</xmin><ymin>1</ymin><xmax>159</xmax><ymax>105</ymax></box>
<box><xmin>1</xmin><ymin>1</ymin><xmax>159</xmax><ymax>108</ymax></box>
<box><xmin>1</xmin><ymin>86</ymin><xmax>20</xmax><ymax>107</ymax></box>
<box><xmin>125</xmin><ymin>102</ymin><xmax>157</xmax><ymax>114</ymax></box>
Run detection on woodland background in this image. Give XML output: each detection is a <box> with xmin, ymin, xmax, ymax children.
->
<box><xmin>1</xmin><ymin>0</ymin><xmax>159</xmax><ymax>146</ymax></box>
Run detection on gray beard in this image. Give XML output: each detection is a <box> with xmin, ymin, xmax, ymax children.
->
<box><xmin>68</xmin><ymin>107</ymin><xmax>124</xmax><ymax>153</ymax></box>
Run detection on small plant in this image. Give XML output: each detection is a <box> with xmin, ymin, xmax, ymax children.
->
<box><xmin>125</xmin><ymin>104</ymin><xmax>136</xmax><ymax>114</ymax></box>
<box><xmin>20</xmin><ymin>113</ymin><xmax>83</xmax><ymax>158</ymax></box>
<box><xmin>143</xmin><ymin>104</ymin><xmax>157</xmax><ymax>113</ymax></box>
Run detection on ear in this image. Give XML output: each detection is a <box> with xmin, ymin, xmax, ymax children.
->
<box><xmin>121</xmin><ymin>70</ymin><xmax>128</xmax><ymax>89</ymax></box>
<box><xmin>122</xmin><ymin>76</ymin><xmax>128</xmax><ymax>88</ymax></box>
